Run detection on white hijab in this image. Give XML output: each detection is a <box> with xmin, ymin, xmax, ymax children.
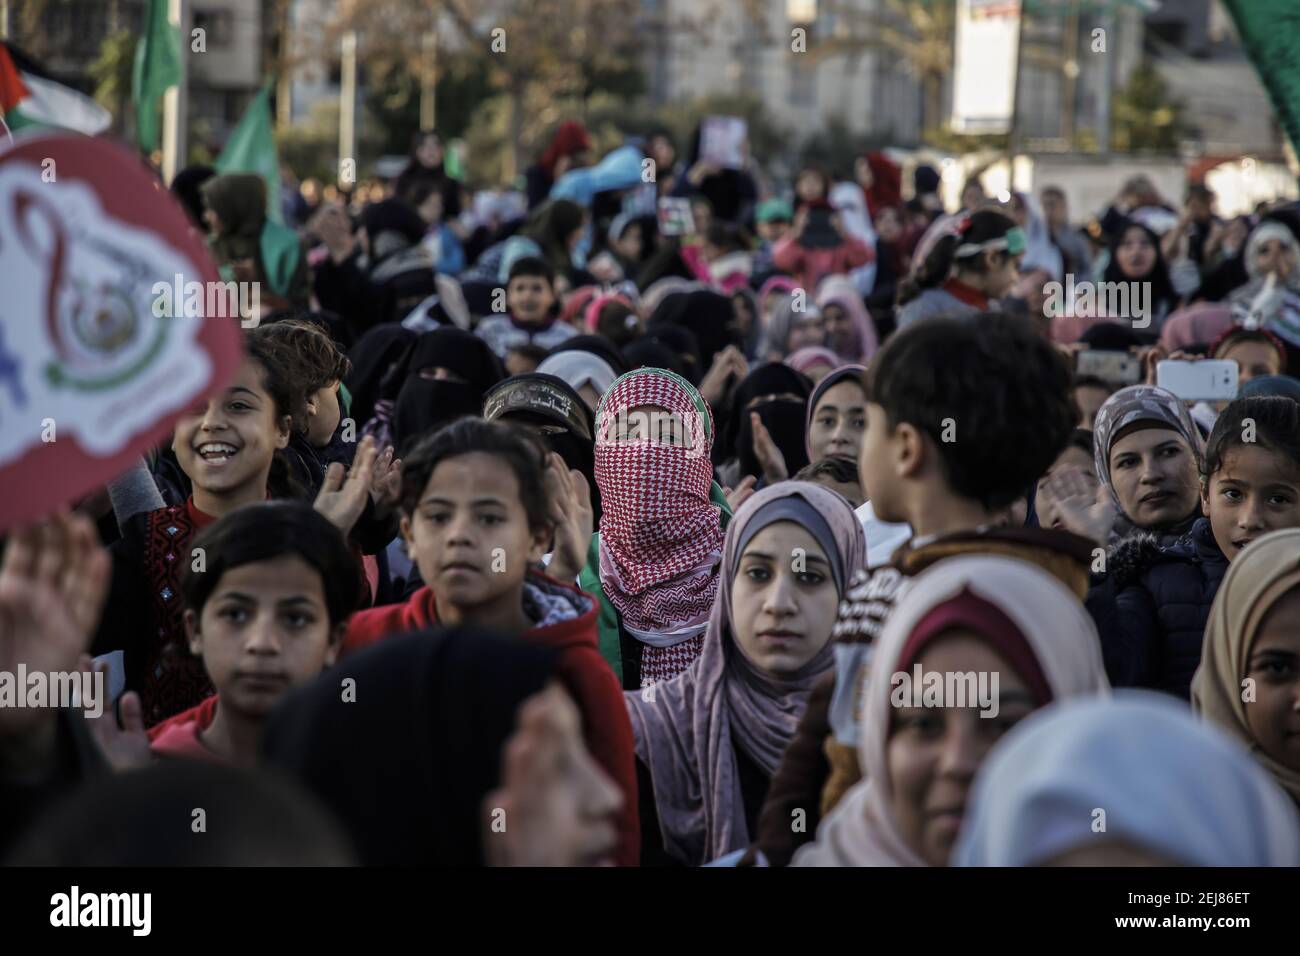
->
<box><xmin>953</xmin><ymin>691</ymin><xmax>1300</xmax><ymax>866</ymax></box>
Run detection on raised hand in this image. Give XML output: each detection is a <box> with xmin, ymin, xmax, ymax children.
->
<box><xmin>368</xmin><ymin>445</ymin><xmax>402</xmax><ymax>515</ymax></box>
<box><xmin>80</xmin><ymin>655</ymin><xmax>151</xmax><ymax>772</ymax></box>
<box><xmin>723</xmin><ymin>474</ymin><xmax>758</xmax><ymax>514</ymax></box>
<box><xmin>0</xmin><ymin>512</ymin><xmax>110</xmax><ymax>747</ymax></box>
<box><xmin>543</xmin><ymin>452</ymin><xmax>594</xmax><ymax>583</ymax></box>
<box><xmin>698</xmin><ymin>345</ymin><xmax>749</xmax><ymax>410</ymax></box>
<box><xmin>1038</xmin><ymin>466</ymin><xmax>1115</xmax><ymax>545</ymax></box>
<box><xmin>750</xmin><ymin>411</ymin><xmax>789</xmax><ymax>484</ymax></box>
<box><xmin>313</xmin><ymin>435</ymin><xmax>379</xmax><ymax>536</ymax></box>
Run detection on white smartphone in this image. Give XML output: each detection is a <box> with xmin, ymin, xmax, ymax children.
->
<box><xmin>1156</xmin><ymin>359</ymin><xmax>1238</xmax><ymax>402</ymax></box>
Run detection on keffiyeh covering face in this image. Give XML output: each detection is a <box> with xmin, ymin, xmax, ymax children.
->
<box><xmin>954</xmin><ymin>691</ymin><xmax>1300</xmax><ymax>866</ymax></box>
<box><xmin>595</xmin><ymin>369</ymin><xmax>725</xmax><ymax>640</ymax></box>
<box><xmin>1091</xmin><ymin>385</ymin><xmax>1205</xmax><ymax>515</ymax></box>
<box><xmin>1193</xmin><ymin>528</ymin><xmax>1300</xmax><ymax>806</ymax></box>
<box><xmin>793</xmin><ymin>555</ymin><xmax>1109</xmax><ymax>867</ymax></box>
<box><xmin>625</xmin><ymin>482</ymin><xmax>867</xmax><ymax>866</ymax></box>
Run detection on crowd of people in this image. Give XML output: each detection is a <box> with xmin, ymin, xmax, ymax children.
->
<box><xmin>4</xmin><ymin>119</ymin><xmax>1300</xmax><ymax>867</ymax></box>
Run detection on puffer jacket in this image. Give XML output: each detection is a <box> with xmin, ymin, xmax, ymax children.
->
<box><xmin>1086</xmin><ymin>517</ymin><xmax>1228</xmax><ymax>700</ymax></box>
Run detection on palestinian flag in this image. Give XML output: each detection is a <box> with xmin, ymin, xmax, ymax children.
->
<box><xmin>0</xmin><ymin>41</ymin><xmax>112</xmax><ymax>137</ymax></box>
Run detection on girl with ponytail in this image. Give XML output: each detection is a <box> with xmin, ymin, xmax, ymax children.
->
<box><xmin>896</xmin><ymin>209</ymin><xmax>1025</xmax><ymax>329</ymax></box>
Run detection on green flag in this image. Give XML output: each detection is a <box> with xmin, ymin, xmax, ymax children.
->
<box><xmin>216</xmin><ymin>85</ymin><xmax>283</xmax><ymax>225</ymax></box>
<box><xmin>131</xmin><ymin>0</ymin><xmax>181</xmax><ymax>152</ymax></box>
<box><xmin>1221</xmin><ymin>1</ymin><xmax>1300</xmax><ymax>158</ymax></box>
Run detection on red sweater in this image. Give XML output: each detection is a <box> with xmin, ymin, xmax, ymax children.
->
<box><xmin>148</xmin><ymin>694</ymin><xmax>225</xmax><ymax>764</ymax></box>
<box><xmin>771</xmin><ymin>234</ymin><xmax>873</xmax><ymax>292</ymax></box>
<box><xmin>343</xmin><ymin>573</ymin><xmax>641</xmax><ymax>866</ymax></box>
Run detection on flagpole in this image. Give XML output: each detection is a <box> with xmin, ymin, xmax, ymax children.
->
<box><xmin>420</xmin><ymin>31</ymin><xmax>437</xmax><ymax>131</ymax></box>
<box><xmin>339</xmin><ymin>30</ymin><xmax>357</xmax><ymax>190</ymax></box>
<box><xmin>162</xmin><ymin>0</ymin><xmax>189</xmax><ymax>184</ymax></box>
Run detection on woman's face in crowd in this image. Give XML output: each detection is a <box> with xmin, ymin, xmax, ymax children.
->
<box><xmin>875</xmin><ymin>207</ymin><xmax>902</xmax><ymax>244</ymax></box>
<box><xmin>1200</xmin><ymin>444</ymin><xmax>1300</xmax><ymax>561</ymax></box>
<box><xmin>489</xmin><ymin>684</ymin><xmax>624</xmax><ymax>867</ymax></box>
<box><xmin>886</xmin><ymin>630</ymin><xmax>1036</xmax><ymax>867</ymax></box>
<box><xmin>961</xmin><ymin>184</ymin><xmax>984</xmax><ymax>211</ymax></box>
<box><xmin>1115</xmin><ymin>227</ymin><xmax>1157</xmax><ymax>279</ymax></box>
<box><xmin>822</xmin><ymin>304</ymin><xmax>857</xmax><ymax>355</ymax></box>
<box><xmin>787</xmin><ymin>310</ymin><xmax>826</xmax><ymax>353</ymax></box>
<box><xmin>1107</xmin><ymin>426</ymin><xmax>1199</xmax><ymax>528</ymax></box>
<box><xmin>730</xmin><ymin>293</ymin><xmax>755</xmax><ymax>340</ymax></box>
<box><xmin>1253</xmin><ymin>238</ymin><xmax>1297</xmax><ymax>281</ymax></box>
<box><xmin>401</xmin><ymin>452</ymin><xmax>548</xmax><ymax>613</ymax></box>
<box><xmin>1074</xmin><ymin>384</ymin><xmax>1112</xmax><ymax>427</ymax></box>
<box><xmin>691</xmin><ymin>201</ymin><xmax>713</xmax><ymax>235</ymax></box>
<box><xmin>650</xmin><ymin>135</ymin><xmax>675</xmax><ymax>172</ymax></box>
<box><xmin>1220</xmin><ymin>340</ymin><xmax>1282</xmax><ymax>385</ymax></box>
<box><xmin>796</xmin><ymin>170</ymin><xmax>827</xmax><ymax>203</ymax></box>
<box><xmin>731</xmin><ymin>521</ymin><xmax>839</xmax><ymax>676</ymax></box>
<box><xmin>172</xmin><ymin>358</ymin><xmax>291</xmax><ymax>498</ymax></box>
<box><xmin>614</xmin><ymin>223</ymin><xmax>643</xmax><ymax>262</ymax></box>
<box><xmin>981</xmin><ymin>251</ymin><xmax>1022</xmax><ymax>299</ymax></box>
<box><xmin>809</xmin><ymin>379</ymin><xmax>867</xmax><ymax>463</ymax></box>
<box><xmin>854</xmin><ymin>157</ymin><xmax>873</xmax><ymax>190</ymax></box>
<box><xmin>1245</xmin><ymin>586</ymin><xmax>1300</xmax><ymax>773</ymax></box>
<box><xmin>1223</xmin><ymin>218</ymin><xmax>1250</xmax><ymax>255</ymax></box>
<box><xmin>416</xmin><ymin>134</ymin><xmax>443</xmax><ymax>168</ymax></box>
<box><xmin>418</xmin><ymin>190</ymin><xmax>444</xmax><ymax>225</ymax></box>
<box><xmin>186</xmin><ymin>556</ymin><xmax>342</xmax><ymax>719</ymax></box>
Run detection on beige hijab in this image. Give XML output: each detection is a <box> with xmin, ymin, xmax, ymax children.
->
<box><xmin>793</xmin><ymin>555</ymin><xmax>1111</xmax><ymax>866</ymax></box>
<box><xmin>1192</xmin><ymin>528</ymin><xmax>1300</xmax><ymax>805</ymax></box>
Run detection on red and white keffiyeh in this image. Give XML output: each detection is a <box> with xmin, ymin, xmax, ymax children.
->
<box><xmin>595</xmin><ymin>370</ymin><xmax>724</xmax><ymax>640</ymax></box>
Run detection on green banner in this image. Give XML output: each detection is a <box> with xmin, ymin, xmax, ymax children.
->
<box><xmin>1222</xmin><ymin>0</ymin><xmax>1300</xmax><ymax>158</ymax></box>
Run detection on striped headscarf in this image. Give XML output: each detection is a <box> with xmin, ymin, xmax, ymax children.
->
<box><xmin>1091</xmin><ymin>384</ymin><xmax>1205</xmax><ymax>513</ymax></box>
<box><xmin>594</xmin><ymin>369</ymin><xmax>725</xmax><ymax>644</ymax></box>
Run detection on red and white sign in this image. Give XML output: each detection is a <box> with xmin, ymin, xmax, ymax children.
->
<box><xmin>0</xmin><ymin>133</ymin><xmax>244</xmax><ymax>531</ymax></box>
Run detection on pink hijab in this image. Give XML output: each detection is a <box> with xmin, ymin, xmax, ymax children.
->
<box><xmin>1159</xmin><ymin>302</ymin><xmax>1234</xmax><ymax>350</ymax></box>
<box><xmin>816</xmin><ymin>275</ymin><xmax>878</xmax><ymax>362</ymax></box>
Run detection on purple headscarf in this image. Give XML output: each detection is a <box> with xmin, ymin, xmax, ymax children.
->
<box><xmin>625</xmin><ymin>482</ymin><xmax>867</xmax><ymax>865</ymax></box>
<box><xmin>804</xmin><ymin>363</ymin><xmax>867</xmax><ymax>460</ymax></box>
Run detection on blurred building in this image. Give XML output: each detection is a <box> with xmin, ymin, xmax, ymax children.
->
<box><xmin>8</xmin><ymin>0</ymin><xmax>269</xmax><ymax>145</ymax></box>
<box><xmin>1144</xmin><ymin>0</ymin><xmax>1286</xmax><ymax>160</ymax></box>
<box><xmin>641</xmin><ymin>0</ymin><xmax>1148</xmax><ymax>152</ymax></box>
<box><xmin>642</xmin><ymin>0</ymin><xmax>922</xmax><ymax>143</ymax></box>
